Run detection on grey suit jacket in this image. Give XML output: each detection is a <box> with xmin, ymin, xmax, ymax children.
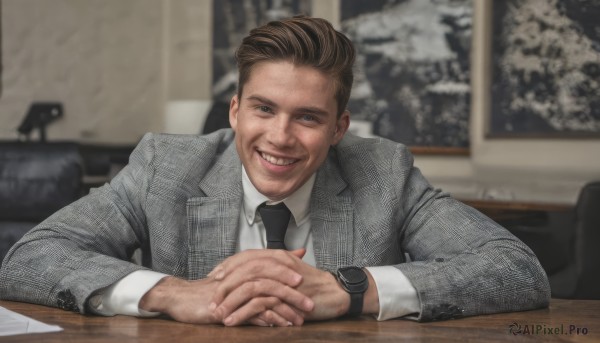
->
<box><xmin>0</xmin><ymin>129</ymin><xmax>550</xmax><ymax>321</ymax></box>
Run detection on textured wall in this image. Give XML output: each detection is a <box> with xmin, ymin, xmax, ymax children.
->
<box><xmin>167</xmin><ymin>0</ymin><xmax>212</xmax><ymax>100</ymax></box>
<box><xmin>0</xmin><ymin>0</ymin><xmax>164</xmax><ymax>144</ymax></box>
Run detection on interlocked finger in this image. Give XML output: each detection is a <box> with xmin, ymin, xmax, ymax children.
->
<box><xmin>211</xmin><ymin>258</ymin><xmax>303</xmax><ymax>306</ymax></box>
<box><xmin>223</xmin><ymin>297</ymin><xmax>299</xmax><ymax>327</ymax></box>
<box><xmin>215</xmin><ymin>279</ymin><xmax>313</xmax><ymax>321</ymax></box>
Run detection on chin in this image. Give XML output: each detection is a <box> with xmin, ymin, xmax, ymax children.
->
<box><xmin>258</xmin><ymin>185</ymin><xmax>292</xmax><ymax>201</ymax></box>
<box><xmin>263</xmin><ymin>191</ymin><xmax>289</xmax><ymax>201</ymax></box>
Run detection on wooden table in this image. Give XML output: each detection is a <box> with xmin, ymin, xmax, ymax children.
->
<box><xmin>1</xmin><ymin>299</ymin><xmax>599</xmax><ymax>342</ymax></box>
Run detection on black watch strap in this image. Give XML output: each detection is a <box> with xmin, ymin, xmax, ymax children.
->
<box><xmin>348</xmin><ymin>292</ymin><xmax>364</xmax><ymax>317</ymax></box>
<box><xmin>336</xmin><ymin>266</ymin><xmax>369</xmax><ymax>317</ymax></box>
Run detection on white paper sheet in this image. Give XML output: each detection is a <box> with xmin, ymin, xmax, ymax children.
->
<box><xmin>0</xmin><ymin>306</ymin><xmax>63</xmax><ymax>336</ymax></box>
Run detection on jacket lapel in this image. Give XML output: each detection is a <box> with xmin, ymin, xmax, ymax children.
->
<box><xmin>310</xmin><ymin>151</ymin><xmax>354</xmax><ymax>271</ymax></box>
<box><xmin>187</xmin><ymin>142</ymin><xmax>242</xmax><ymax>279</ymax></box>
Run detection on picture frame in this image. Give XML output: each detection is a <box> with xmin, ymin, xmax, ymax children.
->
<box><xmin>341</xmin><ymin>0</ymin><xmax>473</xmax><ymax>154</ymax></box>
<box><xmin>488</xmin><ymin>0</ymin><xmax>600</xmax><ymax>139</ymax></box>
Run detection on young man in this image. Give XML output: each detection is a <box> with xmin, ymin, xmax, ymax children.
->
<box><xmin>0</xmin><ymin>16</ymin><xmax>550</xmax><ymax>327</ymax></box>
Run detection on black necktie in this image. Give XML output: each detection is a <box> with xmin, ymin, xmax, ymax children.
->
<box><xmin>258</xmin><ymin>202</ymin><xmax>291</xmax><ymax>250</ymax></box>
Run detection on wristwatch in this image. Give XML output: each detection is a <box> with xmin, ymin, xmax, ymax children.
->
<box><xmin>336</xmin><ymin>266</ymin><xmax>369</xmax><ymax>317</ymax></box>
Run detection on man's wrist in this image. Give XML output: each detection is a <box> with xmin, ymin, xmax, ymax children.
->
<box><xmin>332</xmin><ymin>268</ymin><xmax>379</xmax><ymax>316</ymax></box>
<box><xmin>139</xmin><ymin>276</ymin><xmax>178</xmax><ymax>313</ymax></box>
<box><xmin>362</xmin><ymin>269</ymin><xmax>380</xmax><ymax>315</ymax></box>
<box><xmin>329</xmin><ymin>271</ymin><xmax>351</xmax><ymax>317</ymax></box>
<box><xmin>331</xmin><ymin>267</ymin><xmax>379</xmax><ymax>316</ymax></box>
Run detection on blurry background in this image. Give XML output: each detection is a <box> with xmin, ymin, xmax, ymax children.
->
<box><xmin>1</xmin><ymin>0</ymin><xmax>598</xmax><ymax>203</ymax></box>
<box><xmin>1</xmin><ymin>0</ymin><xmax>599</xmax><ymax>297</ymax></box>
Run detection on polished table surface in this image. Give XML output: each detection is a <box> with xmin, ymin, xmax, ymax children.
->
<box><xmin>1</xmin><ymin>299</ymin><xmax>599</xmax><ymax>342</ymax></box>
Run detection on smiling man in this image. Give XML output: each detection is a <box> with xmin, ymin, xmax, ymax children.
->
<box><xmin>231</xmin><ymin>61</ymin><xmax>347</xmax><ymax>201</ymax></box>
<box><xmin>0</xmin><ymin>16</ymin><xmax>550</xmax><ymax>326</ymax></box>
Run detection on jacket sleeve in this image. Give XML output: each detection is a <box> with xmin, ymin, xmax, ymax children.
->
<box><xmin>390</xmin><ymin>146</ymin><xmax>551</xmax><ymax>321</ymax></box>
<box><xmin>0</xmin><ymin>134</ymin><xmax>158</xmax><ymax>313</ymax></box>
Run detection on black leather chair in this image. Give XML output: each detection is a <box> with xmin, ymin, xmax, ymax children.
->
<box><xmin>548</xmin><ymin>181</ymin><xmax>600</xmax><ymax>299</ymax></box>
<box><xmin>505</xmin><ymin>181</ymin><xmax>600</xmax><ymax>299</ymax></box>
<box><xmin>0</xmin><ymin>142</ymin><xmax>83</xmax><ymax>262</ymax></box>
<box><xmin>202</xmin><ymin>101</ymin><xmax>231</xmax><ymax>134</ymax></box>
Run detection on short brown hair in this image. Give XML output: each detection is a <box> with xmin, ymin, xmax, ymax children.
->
<box><xmin>235</xmin><ymin>15</ymin><xmax>355</xmax><ymax>116</ymax></box>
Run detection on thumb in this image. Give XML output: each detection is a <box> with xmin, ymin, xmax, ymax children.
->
<box><xmin>290</xmin><ymin>248</ymin><xmax>306</xmax><ymax>259</ymax></box>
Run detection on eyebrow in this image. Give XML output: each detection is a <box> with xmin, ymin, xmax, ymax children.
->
<box><xmin>245</xmin><ymin>95</ymin><xmax>331</xmax><ymax>117</ymax></box>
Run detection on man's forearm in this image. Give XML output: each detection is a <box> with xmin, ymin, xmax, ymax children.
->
<box><xmin>88</xmin><ymin>270</ymin><xmax>168</xmax><ymax>316</ymax></box>
<box><xmin>138</xmin><ymin>276</ymin><xmax>176</xmax><ymax>313</ymax></box>
<box><xmin>139</xmin><ymin>276</ymin><xmax>222</xmax><ymax>324</ymax></box>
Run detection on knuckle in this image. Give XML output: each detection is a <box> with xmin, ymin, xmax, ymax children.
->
<box><xmin>251</xmin><ymin>297</ymin><xmax>268</xmax><ymax>311</ymax></box>
<box><xmin>218</xmin><ymin>303</ymin><xmax>230</xmax><ymax>315</ymax></box>
<box><xmin>245</xmin><ymin>281</ymin><xmax>258</xmax><ymax>294</ymax></box>
<box><xmin>273</xmin><ymin>249</ymin><xmax>287</xmax><ymax>259</ymax></box>
<box><xmin>273</xmin><ymin>302</ymin><xmax>288</xmax><ymax>313</ymax></box>
<box><xmin>255</xmin><ymin>279</ymin><xmax>272</xmax><ymax>292</ymax></box>
<box><xmin>263</xmin><ymin>310</ymin><xmax>274</xmax><ymax>321</ymax></box>
<box><xmin>264</xmin><ymin>296</ymin><xmax>280</xmax><ymax>308</ymax></box>
<box><xmin>249</xmin><ymin>261</ymin><xmax>263</xmax><ymax>274</ymax></box>
<box><xmin>278</xmin><ymin>284</ymin><xmax>293</xmax><ymax>296</ymax></box>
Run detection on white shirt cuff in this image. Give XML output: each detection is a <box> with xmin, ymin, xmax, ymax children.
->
<box><xmin>365</xmin><ymin>266</ymin><xmax>420</xmax><ymax>321</ymax></box>
<box><xmin>88</xmin><ymin>270</ymin><xmax>169</xmax><ymax>317</ymax></box>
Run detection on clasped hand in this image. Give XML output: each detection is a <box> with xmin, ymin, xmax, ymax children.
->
<box><xmin>208</xmin><ymin>249</ymin><xmax>351</xmax><ymax>326</ymax></box>
<box><xmin>140</xmin><ymin>249</ymin><xmax>350</xmax><ymax>327</ymax></box>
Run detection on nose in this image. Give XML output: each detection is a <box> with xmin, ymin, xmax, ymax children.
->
<box><xmin>266</xmin><ymin>115</ymin><xmax>295</xmax><ymax>148</ymax></box>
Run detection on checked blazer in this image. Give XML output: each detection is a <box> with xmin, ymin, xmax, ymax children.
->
<box><xmin>0</xmin><ymin>129</ymin><xmax>550</xmax><ymax>321</ymax></box>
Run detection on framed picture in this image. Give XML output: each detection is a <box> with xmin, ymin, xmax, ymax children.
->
<box><xmin>489</xmin><ymin>0</ymin><xmax>600</xmax><ymax>138</ymax></box>
<box><xmin>341</xmin><ymin>0</ymin><xmax>473</xmax><ymax>154</ymax></box>
<box><xmin>211</xmin><ymin>0</ymin><xmax>312</xmax><ymax>103</ymax></box>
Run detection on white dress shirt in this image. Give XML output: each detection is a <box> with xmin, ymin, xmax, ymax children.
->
<box><xmin>89</xmin><ymin>168</ymin><xmax>420</xmax><ymax>320</ymax></box>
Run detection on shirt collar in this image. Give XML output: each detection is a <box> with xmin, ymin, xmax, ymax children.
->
<box><xmin>242</xmin><ymin>166</ymin><xmax>315</xmax><ymax>227</ymax></box>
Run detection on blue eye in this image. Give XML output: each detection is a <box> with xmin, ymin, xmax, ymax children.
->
<box><xmin>301</xmin><ymin>114</ymin><xmax>316</xmax><ymax>122</ymax></box>
<box><xmin>258</xmin><ymin>105</ymin><xmax>272</xmax><ymax>113</ymax></box>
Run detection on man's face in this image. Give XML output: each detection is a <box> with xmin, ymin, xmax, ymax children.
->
<box><xmin>229</xmin><ymin>61</ymin><xmax>349</xmax><ymax>201</ymax></box>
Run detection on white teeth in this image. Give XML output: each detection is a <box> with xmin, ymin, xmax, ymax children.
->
<box><xmin>260</xmin><ymin>152</ymin><xmax>296</xmax><ymax>166</ymax></box>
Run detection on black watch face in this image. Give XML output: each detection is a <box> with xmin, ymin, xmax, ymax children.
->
<box><xmin>339</xmin><ymin>267</ymin><xmax>367</xmax><ymax>284</ymax></box>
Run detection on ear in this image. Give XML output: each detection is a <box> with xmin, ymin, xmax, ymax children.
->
<box><xmin>332</xmin><ymin>110</ymin><xmax>350</xmax><ymax>145</ymax></box>
<box><xmin>229</xmin><ymin>95</ymin><xmax>240</xmax><ymax>132</ymax></box>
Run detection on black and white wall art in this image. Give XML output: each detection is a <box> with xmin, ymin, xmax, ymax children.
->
<box><xmin>212</xmin><ymin>0</ymin><xmax>312</xmax><ymax>102</ymax></box>
<box><xmin>341</xmin><ymin>0</ymin><xmax>473</xmax><ymax>150</ymax></box>
<box><xmin>490</xmin><ymin>0</ymin><xmax>600</xmax><ymax>137</ymax></box>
